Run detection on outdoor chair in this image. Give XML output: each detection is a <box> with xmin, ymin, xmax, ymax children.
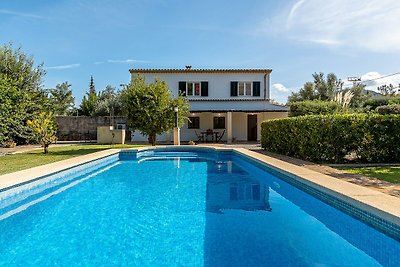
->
<box><xmin>194</xmin><ymin>130</ymin><xmax>204</xmax><ymax>143</ymax></box>
<box><xmin>217</xmin><ymin>129</ymin><xmax>225</xmax><ymax>143</ymax></box>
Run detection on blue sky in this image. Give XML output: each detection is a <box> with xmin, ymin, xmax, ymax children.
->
<box><xmin>1</xmin><ymin>0</ymin><xmax>400</xmax><ymax>104</ymax></box>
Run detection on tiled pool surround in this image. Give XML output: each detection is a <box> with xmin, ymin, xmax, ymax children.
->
<box><xmin>1</xmin><ymin>146</ymin><xmax>399</xmax><ymax>240</ymax></box>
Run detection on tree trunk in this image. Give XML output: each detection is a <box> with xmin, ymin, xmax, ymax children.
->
<box><xmin>148</xmin><ymin>133</ymin><xmax>156</xmax><ymax>146</ymax></box>
<box><xmin>44</xmin><ymin>144</ymin><xmax>49</xmax><ymax>154</ymax></box>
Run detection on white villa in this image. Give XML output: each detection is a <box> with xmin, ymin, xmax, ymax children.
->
<box><xmin>129</xmin><ymin>67</ymin><xmax>288</xmax><ymax>143</ymax></box>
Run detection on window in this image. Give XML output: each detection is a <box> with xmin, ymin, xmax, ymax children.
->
<box><xmin>188</xmin><ymin>117</ymin><xmax>200</xmax><ymax>129</ymax></box>
<box><xmin>179</xmin><ymin>81</ymin><xmax>208</xmax><ymax>96</ymax></box>
<box><xmin>213</xmin><ymin>117</ymin><xmax>225</xmax><ymax>129</ymax></box>
<box><xmin>230</xmin><ymin>81</ymin><xmax>261</xmax><ymax>97</ymax></box>
<box><xmin>187</xmin><ymin>83</ymin><xmax>193</xmax><ymax>95</ymax></box>
<box><xmin>116</xmin><ymin>123</ymin><xmax>126</xmax><ymax>129</ymax></box>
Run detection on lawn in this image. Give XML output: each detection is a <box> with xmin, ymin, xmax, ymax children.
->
<box><xmin>0</xmin><ymin>144</ymin><xmax>144</xmax><ymax>176</ymax></box>
<box><xmin>338</xmin><ymin>166</ymin><xmax>400</xmax><ymax>183</ymax></box>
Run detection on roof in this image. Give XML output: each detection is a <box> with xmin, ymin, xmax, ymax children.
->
<box><xmin>129</xmin><ymin>68</ymin><xmax>272</xmax><ymax>74</ymax></box>
<box><xmin>188</xmin><ymin>100</ymin><xmax>288</xmax><ymax>113</ymax></box>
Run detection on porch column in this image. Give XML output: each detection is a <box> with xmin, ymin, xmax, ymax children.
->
<box><xmin>227</xmin><ymin>112</ymin><xmax>233</xmax><ymax>144</ymax></box>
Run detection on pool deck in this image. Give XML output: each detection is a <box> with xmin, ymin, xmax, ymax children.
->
<box><xmin>1</xmin><ymin>145</ymin><xmax>399</xmax><ymax>230</ymax></box>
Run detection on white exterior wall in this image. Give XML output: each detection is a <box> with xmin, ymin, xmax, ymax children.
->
<box><xmin>137</xmin><ymin>72</ymin><xmax>270</xmax><ymax>100</ymax></box>
<box><xmin>258</xmin><ymin>112</ymin><xmax>288</xmax><ymax>141</ymax></box>
<box><xmin>128</xmin><ymin>70</ymin><xmax>288</xmax><ymax>143</ymax></box>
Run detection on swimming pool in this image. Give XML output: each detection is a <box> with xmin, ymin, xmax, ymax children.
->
<box><xmin>0</xmin><ymin>147</ymin><xmax>399</xmax><ymax>266</ymax></box>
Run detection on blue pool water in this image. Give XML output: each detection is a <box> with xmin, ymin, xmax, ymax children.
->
<box><xmin>0</xmin><ymin>149</ymin><xmax>399</xmax><ymax>266</ymax></box>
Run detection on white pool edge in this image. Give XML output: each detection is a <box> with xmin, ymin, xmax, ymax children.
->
<box><xmin>1</xmin><ymin>145</ymin><xmax>399</xmax><ymax>232</ymax></box>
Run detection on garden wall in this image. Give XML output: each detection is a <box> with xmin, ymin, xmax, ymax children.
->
<box><xmin>56</xmin><ymin>116</ymin><xmax>128</xmax><ymax>141</ymax></box>
<box><xmin>261</xmin><ymin>114</ymin><xmax>400</xmax><ymax>163</ymax></box>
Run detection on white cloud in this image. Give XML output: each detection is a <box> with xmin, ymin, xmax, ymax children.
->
<box><xmin>360</xmin><ymin>71</ymin><xmax>400</xmax><ymax>91</ymax></box>
<box><xmin>0</xmin><ymin>9</ymin><xmax>45</xmax><ymax>19</ymax></box>
<box><xmin>269</xmin><ymin>0</ymin><xmax>400</xmax><ymax>52</ymax></box>
<box><xmin>45</xmin><ymin>64</ymin><xmax>80</xmax><ymax>70</ymax></box>
<box><xmin>107</xmin><ymin>59</ymin><xmax>150</xmax><ymax>64</ymax></box>
<box><xmin>272</xmin><ymin>83</ymin><xmax>290</xmax><ymax>92</ymax></box>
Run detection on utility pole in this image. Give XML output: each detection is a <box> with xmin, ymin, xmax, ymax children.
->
<box><xmin>348</xmin><ymin>77</ymin><xmax>361</xmax><ymax>87</ymax></box>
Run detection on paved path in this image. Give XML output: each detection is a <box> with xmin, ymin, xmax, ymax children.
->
<box><xmin>2</xmin><ymin>142</ymin><xmax>399</xmax><ymax>198</ymax></box>
<box><xmin>0</xmin><ymin>144</ymin><xmax>75</xmax><ymax>155</ymax></box>
<box><xmin>250</xmin><ymin>149</ymin><xmax>400</xmax><ymax>198</ymax></box>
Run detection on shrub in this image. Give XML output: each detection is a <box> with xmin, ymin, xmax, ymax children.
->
<box><xmin>376</xmin><ymin>104</ymin><xmax>400</xmax><ymax>114</ymax></box>
<box><xmin>261</xmin><ymin>114</ymin><xmax>400</xmax><ymax>163</ymax></box>
<box><xmin>362</xmin><ymin>98</ymin><xmax>389</xmax><ymax>111</ymax></box>
<box><xmin>289</xmin><ymin>100</ymin><xmax>340</xmax><ymax>117</ymax></box>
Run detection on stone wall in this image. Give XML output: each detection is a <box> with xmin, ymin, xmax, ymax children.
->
<box><xmin>56</xmin><ymin>116</ymin><xmax>128</xmax><ymax>141</ymax></box>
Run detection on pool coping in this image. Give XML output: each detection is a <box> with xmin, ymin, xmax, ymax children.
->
<box><xmin>1</xmin><ymin>145</ymin><xmax>400</xmax><ymax>229</ymax></box>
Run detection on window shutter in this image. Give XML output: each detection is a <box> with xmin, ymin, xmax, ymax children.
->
<box><xmin>201</xmin><ymin>82</ymin><xmax>208</xmax><ymax>96</ymax></box>
<box><xmin>179</xmin><ymin>81</ymin><xmax>186</xmax><ymax>96</ymax></box>
<box><xmin>230</xmin><ymin>82</ymin><xmax>238</xmax><ymax>96</ymax></box>
<box><xmin>253</xmin><ymin>81</ymin><xmax>260</xmax><ymax>96</ymax></box>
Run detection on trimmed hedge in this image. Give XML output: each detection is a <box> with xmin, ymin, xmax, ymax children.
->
<box><xmin>376</xmin><ymin>104</ymin><xmax>400</xmax><ymax>114</ymax></box>
<box><xmin>289</xmin><ymin>100</ymin><xmax>340</xmax><ymax>117</ymax></box>
<box><xmin>261</xmin><ymin>114</ymin><xmax>400</xmax><ymax>163</ymax></box>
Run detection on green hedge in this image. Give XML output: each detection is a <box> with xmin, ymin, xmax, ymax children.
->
<box><xmin>289</xmin><ymin>100</ymin><xmax>340</xmax><ymax>117</ymax></box>
<box><xmin>376</xmin><ymin>104</ymin><xmax>400</xmax><ymax>114</ymax></box>
<box><xmin>261</xmin><ymin>114</ymin><xmax>400</xmax><ymax>163</ymax></box>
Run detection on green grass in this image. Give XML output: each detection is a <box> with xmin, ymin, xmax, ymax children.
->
<box><xmin>0</xmin><ymin>144</ymin><xmax>144</xmax><ymax>175</ymax></box>
<box><xmin>338</xmin><ymin>166</ymin><xmax>400</xmax><ymax>183</ymax></box>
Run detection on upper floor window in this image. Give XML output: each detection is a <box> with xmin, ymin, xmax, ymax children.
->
<box><xmin>179</xmin><ymin>81</ymin><xmax>208</xmax><ymax>97</ymax></box>
<box><xmin>230</xmin><ymin>81</ymin><xmax>261</xmax><ymax>97</ymax></box>
<box><xmin>188</xmin><ymin>117</ymin><xmax>200</xmax><ymax>129</ymax></box>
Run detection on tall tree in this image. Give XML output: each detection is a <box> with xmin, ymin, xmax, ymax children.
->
<box><xmin>48</xmin><ymin>82</ymin><xmax>75</xmax><ymax>115</ymax></box>
<box><xmin>95</xmin><ymin>85</ymin><xmax>123</xmax><ymax>116</ymax></box>
<box><xmin>0</xmin><ymin>44</ymin><xmax>48</xmax><ymax>144</ymax></box>
<box><xmin>288</xmin><ymin>72</ymin><xmax>342</xmax><ymax>103</ymax></box>
<box><xmin>121</xmin><ymin>75</ymin><xmax>189</xmax><ymax>145</ymax></box>
<box><xmin>79</xmin><ymin>91</ymin><xmax>98</xmax><ymax>116</ymax></box>
<box><xmin>79</xmin><ymin>76</ymin><xmax>98</xmax><ymax>116</ymax></box>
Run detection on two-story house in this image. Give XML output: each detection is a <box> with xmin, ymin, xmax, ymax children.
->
<box><xmin>129</xmin><ymin>67</ymin><xmax>288</xmax><ymax>143</ymax></box>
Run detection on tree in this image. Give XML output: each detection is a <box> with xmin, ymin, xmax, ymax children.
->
<box><xmin>95</xmin><ymin>85</ymin><xmax>123</xmax><ymax>116</ymax></box>
<box><xmin>48</xmin><ymin>82</ymin><xmax>75</xmax><ymax>115</ymax></box>
<box><xmin>288</xmin><ymin>72</ymin><xmax>342</xmax><ymax>103</ymax></box>
<box><xmin>27</xmin><ymin>112</ymin><xmax>57</xmax><ymax>154</ymax></box>
<box><xmin>121</xmin><ymin>75</ymin><xmax>189</xmax><ymax>145</ymax></box>
<box><xmin>0</xmin><ymin>44</ymin><xmax>48</xmax><ymax>144</ymax></box>
<box><xmin>79</xmin><ymin>91</ymin><xmax>98</xmax><ymax>116</ymax></box>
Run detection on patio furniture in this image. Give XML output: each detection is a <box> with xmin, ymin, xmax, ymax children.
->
<box><xmin>194</xmin><ymin>130</ymin><xmax>204</xmax><ymax>143</ymax></box>
<box><xmin>216</xmin><ymin>129</ymin><xmax>225</xmax><ymax>143</ymax></box>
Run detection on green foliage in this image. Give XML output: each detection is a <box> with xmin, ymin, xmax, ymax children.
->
<box><xmin>362</xmin><ymin>97</ymin><xmax>389</xmax><ymax>111</ymax></box>
<box><xmin>261</xmin><ymin>114</ymin><xmax>400</xmax><ymax>163</ymax></box>
<box><xmin>79</xmin><ymin>91</ymin><xmax>99</xmax><ymax>116</ymax></box>
<box><xmin>376</xmin><ymin>104</ymin><xmax>400</xmax><ymax>114</ymax></box>
<box><xmin>0</xmin><ymin>43</ymin><xmax>50</xmax><ymax>145</ymax></box>
<box><xmin>78</xmin><ymin>85</ymin><xmax>123</xmax><ymax>116</ymax></box>
<box><xmin>27</xmin><ymin>112</ymin><xmax>58</xmax><ymax>153</ymax></box>
<box><xmin>288</xmin><ymin>72</ymin><xmax>342</xmax><ymax>103</ymax></box>
<box><xmin>287</xmin><ymin>72</ymin><xmax>367</xmax><ymax>108</ymax></box>
<box><xmin>0</xmin><ymin>43</ymin><xmax>45</xmax><ymax>93</ymax></box>
<box><xmin>289</xmin><ymin>100</ymin><xmax>340</xmax><ymax>117</ymax></box>
<box><xmin>95</xmin><ymin>85</ymin><xmax>123</xmax><ymax>116</ymax></box>
<box><xmin>121</xmin><ymin>75</ymin><xmax>189</xmax><ymax>145</ymax></box>
<box><xmin>48</xmin><ymin>82</ymin><xmax>75</xmax><ymax>115</ymax></box>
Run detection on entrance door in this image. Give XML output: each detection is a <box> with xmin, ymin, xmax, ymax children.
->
<box><xmin>247</xmin><ymin>114</ymin><xmax>257</xmax><ymax>141</ymax></box>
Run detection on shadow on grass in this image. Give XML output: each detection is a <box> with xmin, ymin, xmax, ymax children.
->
<box><xmin>26</xmin><ymin>148</ymin><xmax>108</xmax><ymax>157</ymax></box>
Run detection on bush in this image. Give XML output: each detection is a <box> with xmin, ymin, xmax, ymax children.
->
<box><xmin>362</xmin><ymin>98</ymin><xmax>389</xmax><ymax>111</ymax></box>
<box><xmin>289</xmin><ymin>100</ymin><xmax>340</xmax><ymax>117</ymax></box>
<box><xmin>376</xmin><ymin>104</ymin><xmax>400</xmax><ymax>114</ymax></box>
<box><xmin>261</xmin><ymin>114</ymin><xmax>400</xmax><ymax>163</ymax></box>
